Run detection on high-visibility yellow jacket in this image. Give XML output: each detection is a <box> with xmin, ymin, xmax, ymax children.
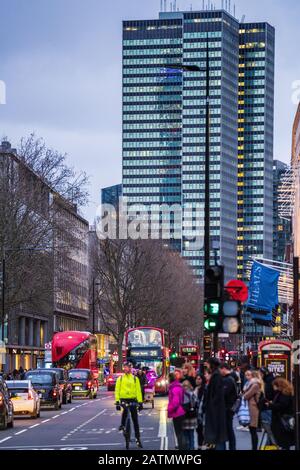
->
<box><xmin>115</xmin><ymin>373</ymin><xmax>143</xmax><ymax>403</ymax></box>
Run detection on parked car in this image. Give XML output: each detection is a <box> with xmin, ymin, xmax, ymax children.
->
<box><xmin>107</xmin><ymin>373</ymin><xmax>122</xmax><ymax>392</ymax></box>
<box><xmin>24</xmin><ymin>370</ymin><xmax>62</xmax><ymax>410</ymax></box>
<box><xmin>0</xmin><ymin>376</ymin><xmax>14</xmax><ymax>430</ymax></box>
<box><xmin>37</xmin><ymin>368</ymin><xmax>72</xmax><ymax>404</ymax></box>
<box><xmin>6</xmin><ymin>380</ymin><xmax>40</xmax><ymax>418</ymax></box>
<box><xmin>68</xmin><ymin>369</ymin><xmax>98</xmax><ymax>399</ymax></box>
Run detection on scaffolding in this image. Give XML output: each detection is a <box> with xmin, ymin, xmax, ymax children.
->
<box><xmin>277</xmin><ymin>165</ymin><xmax>298</xmax><ymax>221</ymax></box>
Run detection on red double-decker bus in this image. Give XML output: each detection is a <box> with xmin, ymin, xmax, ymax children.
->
<box><xmin>52</xmin><ymin>331</ymin><xmax>98</xmax><ymax>380</ymax></box>
<box><xmin>125</xmin><ymin>327</ymin><xmax>169</xmax><ymax>395</ymax></box>
<box><xmin>180</xmin><ymin>344</ymin><xmax>200</xmax><ymax>370</ymax></box>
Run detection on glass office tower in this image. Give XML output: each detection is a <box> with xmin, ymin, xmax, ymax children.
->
<box><xmin>122</xmin><ymin>10</ymin><xmax>239</xmax><ymax>281</ymax></box>
<box><xmin>122</xmin><ymin>11</ymin><xmax>274</xmax><ymax>288</ymax></box>
<box><xmin>237</xmin><ymin>23</ymin><xmax>275</xmax><ymax>279</ymax></box>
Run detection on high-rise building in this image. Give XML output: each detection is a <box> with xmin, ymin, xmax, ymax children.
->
<box><xmin>237</xmin><ymin>23</ymin><xmax>275</xmax><ymax>279</ymax></box>
<box><xmin>273</xmin><ymin>160</ymin><xmax>290</xmax><ymax>262</ymax></box>
<box><xmin>122</xmin><ymin>10</ymin><xmax>275</xmax><ymax>286</ymax></box>
<box><xmin>292</xmin><ymin>103</ymin><xmax>300</xmax><ymax>258</ymax></box>
<box><xmin>101</xmin><ymin>184</ymin><xmax>122</xmax><ymax>209</ymax></box>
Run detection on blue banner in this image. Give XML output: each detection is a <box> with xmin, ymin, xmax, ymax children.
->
<box><xmin>247</xmin><ymin>261</ymin><xmax>280</xmax><ymax>312</ymax></box>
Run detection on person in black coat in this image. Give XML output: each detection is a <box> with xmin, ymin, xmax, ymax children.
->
<box><xmin>136</xmin><ymin>369</ymin><xmax>148</xmax><ymax>401</ymax></box>
<box><xmin>260</xmin><ymin>367</ymin><xmax>275</xmax><ymax>401</ymax></box>
<box><xmin>203</xmin><ymin>358</ymin><xmax>227</xmax><ymax>449</ymax></box>
<box><xmin>265</xmin><ymin>377</ymin><xmax>295</xmax><ymax>450</ymax></box>
<box><xmin>220</xmin><ymin>363</ymin><xmax>238</xmax><ymax>450</ymax></box>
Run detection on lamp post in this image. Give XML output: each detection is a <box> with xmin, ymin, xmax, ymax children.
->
<box><xmin>92</xmin><ymin>277</ymin><xmax>101</xmax><ymax>335</ymax></box>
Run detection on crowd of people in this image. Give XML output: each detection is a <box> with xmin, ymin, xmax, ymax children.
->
<box><xmin>1</xmin><ymin>366</ymin><xmax>27</xmax><ymax>380</ymax></box>
<box><xmin>167</xmin><ymin>358</ymin><xmax>296</xmax><ymax>451</ymax></box>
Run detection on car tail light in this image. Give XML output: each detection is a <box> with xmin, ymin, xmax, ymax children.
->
<box><xmin>28</xmin><ymin>390</ymin><xmax>34</xmax><ymax>400</ymax></box>
<box><xmin>108</xmin><ymin>377</ymin><xmax>113</xmax><ymax>382</ymax></box>
<box><xmin>87</xmin><ymin>381</ymin><xmax>92</xmax><ymax>388</ymax></box>
<box><xmin>0</xmin><ymin>394</ymin><xmax>3</xmax><ymax>404</ymax></box>
<box><xmin>52</xmin><ymin>389</ymin><xmax>57</xmax><ymax>397</ymax></box>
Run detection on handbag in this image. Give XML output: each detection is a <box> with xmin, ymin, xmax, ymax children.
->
<box><xmin>280</xmin><ymin>414</ymin><xmax>295</xmax><ymax>433</ymax></box>
<box><xmin>237</xmin><ymin>398</ymin><xmax>250</xmax><ymax>427</ymax></box>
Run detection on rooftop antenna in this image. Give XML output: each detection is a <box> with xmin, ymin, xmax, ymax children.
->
<box><xmin>190</xmin><ymin>3</ymin><xmax>193</xmax><ymax>11</ymax></box>
<box><xmin>160</xmin><ymin>0</ymin><xmax>163</xmax><ymax>11</ymax></box>
<box><xmin>174</xmin><ymin>0</ymin><xmax>177</xmax><ymax>11</ymax></box>
<box><xmin>229</xmin><ymin>0</ymin><xmax>231</xmax><ymax>13</ymax></box>
<box><xmin>170</xmin><ymin>1</ymin><xmax>172</xmax><ymax>11</ymax></box>
<box><xmin>241</xmin><ymin>14</ymin><xmax>245</xmax><ymax>23</ymax></box>
<box><xmin>225</xmin><ymin>0</ymin><xmax>228</xmax><ymax>11</ymax></box>
<box><xmin>203</xmin><ymin>0</ymin><xmax>205</xmax><ymax>9</ymax></box>
<box><xmin>164</xmin><ymin>0</ymin><xmax>167</xmax><ymax>12</ymax></box>
<box><xmin>234</xmin><ymin>3</ymin><xmax>236</xmax><ymax>17</ymax></box>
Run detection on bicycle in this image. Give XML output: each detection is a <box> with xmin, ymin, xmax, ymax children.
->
<box><xmin>118</xmin><ymin>401</ymin><xmax>142</xmax><ymax>450</ymax></box>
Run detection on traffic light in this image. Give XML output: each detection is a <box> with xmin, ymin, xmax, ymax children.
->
<box><xmin>204</xmin><ymin>266</ymin><xmax>224</xmax><ymax>299</ymax></box>
<box><xmin>170</xmin><ymin>351</ymin><xmax>178</xmax><ymax>359</ymax></box>
<box><xmin>204</xmin><ymin>266</ymin><xmax>224</xmax><ymax>333</ymax></box>
<box><xmin>221</xmin><ymin>299</ymin><xmax>242</xmax><ymax>334</ymax></box>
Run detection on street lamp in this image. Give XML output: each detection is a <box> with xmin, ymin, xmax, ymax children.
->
<box><xmin>92</xmin><ymin>277</ymin><xmax>101</xmax><ymax>335</ymax></box>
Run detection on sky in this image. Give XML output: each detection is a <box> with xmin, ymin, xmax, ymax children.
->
<box><xmin>0</xmin><ymin>0</ymin><xmax>300</xmax><ymax>222</ymax></box>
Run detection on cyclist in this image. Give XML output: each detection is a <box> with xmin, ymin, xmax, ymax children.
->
<box><xmin>115</xmin><ymin>362</ymin><xmax>143</xmax><ymax>448</ymax></box>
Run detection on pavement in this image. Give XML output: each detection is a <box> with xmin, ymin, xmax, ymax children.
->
<box><xmin>0</xmin><ymin>387</ymin><xmax>258</xmax><ymax>450</ymax></box>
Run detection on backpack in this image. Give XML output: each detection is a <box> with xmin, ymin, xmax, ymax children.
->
<box><xmin>182</xmin><ymin>391</ymin><xmax>197</xmax><ymax>419</ymax></box>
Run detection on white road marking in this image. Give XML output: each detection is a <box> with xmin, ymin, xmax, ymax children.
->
<box><xmin>60</xmin><ymin>411</ymin><xmax>68</xmax><ymax>415</ymax></box>
<box><xmin>0</xmin><ymin>443</ymin><xmax>121</xmax><ymax>449</ymax></box>
<box><xmin>14</xmin><ymin>429</ymin><xmax>27</xmax><ymax>436</ymax></box>
<box><xmin>158</xmin><ymin>408</ymin><xmax>167</xmax><ymax>450</ymax></box>
<box><xmin>29</xmin><ymin>424</ymin><xmax>40</xmax><ymax>429</ymax></box>
<box><xmin>52</xmin><ymin>415</ymin><xmax>60</xmax><ymax>419</ymax></box>
<box><xmin>42</xmin><ymin>419</ymin><xmax>51</xmax><ymax>423</ymax></box>
<box><xmin>61</xmin><ymin>408</ymin><xmax>106</xmax><ymax>441</ymax></box>
<box><xmin>0</xmin><ymin>436</ymin><xmax>12</xmax><ymax>443</ymax></box>
<box><xmin>68</xmin><ymin>407</ymin><xmax>76</xmax><ymax>411</ymax></box>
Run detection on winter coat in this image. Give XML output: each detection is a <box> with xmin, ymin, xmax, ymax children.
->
<box><xmin>222</xmin><ymin>374</ymin><xmax>238</xmax><ymax>411</ymax></box>
<box><xmin>270</xmin><ymin>391</ymin><xmax>295</xmax><ymax>449</ymax></box>
<box><xmin>243</xmin><ymin>378</ymin><xmax>261</xmax><ymax>428</ymax></box>
<box><xmin>115</xmin><ymin>373</ymin><xmax>143</xmax><ymax>403</ymax></box>
<box><xmin>203</xmin><ymin>370</ymin><xmax>227</xmax><ymax>445</ymax></box>
<box><xmin>263</xmin><ymin>373</ymin><xmax>275</xmax><ymax>401</ymax></box>
<box><xmin>167</xmin><ymin>381</ymin><xmax>185</xmax><ymax>419</ymax></box>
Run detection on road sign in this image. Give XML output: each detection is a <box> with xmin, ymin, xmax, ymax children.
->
<box><xmin>226</xmin><ymin>279</ymin><xmax>248</xmax><ymax>302</ymax></box>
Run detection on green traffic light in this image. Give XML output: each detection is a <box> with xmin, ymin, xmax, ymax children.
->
<box><xmin>204</xmin><ymin>318</ymin><xmax>217</xmax><ymax>331</ymax></box>
<box><xmin>204</xmin><ymin>301</ymin><xmax>221</xmax><ymax>315</ymax></box>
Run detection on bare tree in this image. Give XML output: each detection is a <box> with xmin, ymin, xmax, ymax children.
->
<box><xmin>91</xmin><ymin>237</ymin><xmax>203</xmax><ymax>370</ymax></box>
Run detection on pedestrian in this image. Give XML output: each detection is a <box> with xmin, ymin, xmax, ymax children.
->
<box><xmin>181</xmin><ymin>363</ymin><xmax>196</xmax><ymax>389</ymax></box>
<box><xmin>234</xmin><ymin>366</ymin><xmax>242</xmax><ymax>394</ymax></box>
<box><xmin>265</xmin><ymin>377</ymin><xmax>295</xmax><ymax>450</ymax></box>
<box><xmin>220</xmin><ymin>363</ymin><xmax>238</xmax><ymax>450</ymax></box>
<box><xmin>19</xmin><ymin>366</ymin><xmax>25</xmax><ymax>380</ymax></box>
<box><xmin>243</xmin><ymin>370</ymin><xmax>264</xmax><ymax>450</ymax></box>
<box><xmin>203</xmin><ymin>358</ymin><xmax>227</xmax><ymax>450</ymax></box>
<box><xmin>259</xmin><ymin>367</ymin><xmax>275</xmax><ymax>401</ymax></box>
<box><xmin>240</xmin><ymin>356</ymin><xmax>253</xmax><ymax>390</ymax></box>
<box><xmin>167</xmin><ymin>372</ymin><xmax>186</xmax><ymax>450</ymax></box>
<box><xmin>182</xmin><ymin>380</ymin><xmax>198</xmax><ymax>450</ymax></box>
<box><xmin>12</xmin><ymin>369</ymin><xmax>19</xmax><ymax>380</ymax></box>
<box><xmin>194</xmin><ymin>374</ymin><xmax>205</xmax><ymax>449</ymax></box>
<box><xmin>136</xmin><ymin>369</ymin><xmax>147</xmax><ymax>402</ymax></box>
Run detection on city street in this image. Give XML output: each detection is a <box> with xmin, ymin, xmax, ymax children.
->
<box><xmin>0</xmin><ymin>388</ymin><xmax>256</xmax><ymax>451</ymax></box>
